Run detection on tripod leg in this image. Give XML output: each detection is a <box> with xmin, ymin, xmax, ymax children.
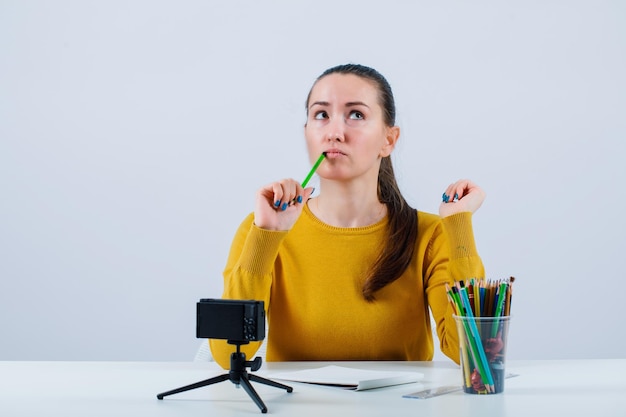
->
<box><xmin>157</xmin><ymin>374</ymin><xmax>229</xmax><ymax>399</ymax></box>
<box><xmin>238</xmin><ymin>374</ymin><xmax>268</xmax><ymax>413</ymax></box>
<box><xmin>249</xmin><ymin>374</ymin><xmax>294</xmax><ymax>393</ymax></box>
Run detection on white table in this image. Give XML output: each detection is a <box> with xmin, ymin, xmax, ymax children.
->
<box><xmin>1</xmin><ymin>359</ymin><xmax>624</xmax><ymax>416</ymax></box>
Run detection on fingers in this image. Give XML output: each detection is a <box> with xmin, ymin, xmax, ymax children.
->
<box><xmin>439</xmin><ymin>179</ymin><xmax>486</xmax><ymax>216</ymax></box>
<box><xmin>441</xmin><ymin>179</ymin><xmax>482</xmax><ymax>203</ymax></box>
<box><xmin>264</xmin><ymin>179</ymin><xmax>307</xmax><ymax>211</ymax></box>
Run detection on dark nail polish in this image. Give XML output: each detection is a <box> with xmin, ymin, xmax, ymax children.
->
<box><xmin>281</xmin><ymin>202</ymin><xmax>288</xmax><ymax>211</ymax></box>
<box><xmin>454</xmin><ymin>193</ymin><xmax>459</xmax><ymax>201</ymax></box>
<box><xmin>274</xmin><ymin>200</ymin><xmax>281</xmax><ymax>207</ymax></box>
<box><xmin>297</xmin><ymin>195</ymin><xmax>303</xmax><ymax>203</ymax></box>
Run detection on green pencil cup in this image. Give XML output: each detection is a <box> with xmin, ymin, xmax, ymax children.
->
<box><xmin>453</xmin><ymin>315</ymin><xmax>512</xmax><ymax>394</ymax></box>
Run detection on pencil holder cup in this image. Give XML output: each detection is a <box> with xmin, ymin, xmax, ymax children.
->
<box><xmin>453</xmin><ymin>315</ymin><xmax>511</xmax><ymax>394</ymax></box>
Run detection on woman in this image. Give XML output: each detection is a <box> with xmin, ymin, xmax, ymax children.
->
<box><xmin>210</xmin><ymin>64</ymin><xmax>485</xmax><ymax>369</ymax></box>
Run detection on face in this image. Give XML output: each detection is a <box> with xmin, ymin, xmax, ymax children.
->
<box><xmin>304</xmin><ymin>73</ymin><xmax>399</xmax><ymax>183</ymax></box>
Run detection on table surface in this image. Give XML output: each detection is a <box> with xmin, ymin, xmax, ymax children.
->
<box><xmin>1</xmin><ymin>359</ymin><xmax>624</xmax><ymax>416</ymax></box>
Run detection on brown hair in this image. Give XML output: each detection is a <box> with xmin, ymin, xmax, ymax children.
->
<box><xmin>307</xmin><ymin>64</ymin><xmax>418</xmax><ymax>301</ymax></box>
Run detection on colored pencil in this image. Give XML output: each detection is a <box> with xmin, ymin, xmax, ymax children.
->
<box><xmin>301</xmin><ymin>153</ymin><xmax>326</xmax><ymax>187</ymax></box>
<box><xmin>451</xmin><ymin>277</ymin><xmax>515</xmax><ymax>393</ymax></box>
<box><xmin>459</xmin><ymin>287</ymin><xmax>495</xmax><ymax>392</ymax></box>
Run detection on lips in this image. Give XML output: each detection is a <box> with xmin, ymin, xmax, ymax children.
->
<box><xmin>324</xmin><ymin>149</ymin><xmax>346</xmax><ymax>158</ymax></box>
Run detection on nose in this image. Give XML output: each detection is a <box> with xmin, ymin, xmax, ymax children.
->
<box><xmin>325</xmin><ymin>119</ymin><xmax>345</xmax><ymax>142</ymax></box>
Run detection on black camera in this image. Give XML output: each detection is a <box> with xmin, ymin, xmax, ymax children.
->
<box><xmin>157</xmin><ymin>298</ymin><xmax>289</xmax><ymax>412</ymax></box>
<box><xmin>196</xmin><ymin>298</ymin><xmax>265</xmax><ymax>342</ymax></box>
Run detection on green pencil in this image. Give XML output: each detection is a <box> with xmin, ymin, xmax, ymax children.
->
<box><xmin>301</xmin><ymin>153</ymin><xmax>326</xmax><ymax>187</ymax></box>
<box><xmin>491</xmin><ymin>281</ymin><xmax>508</xmax><ymax>338</ymax></box>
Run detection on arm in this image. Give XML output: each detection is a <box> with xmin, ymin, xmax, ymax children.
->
<box><xmin>426</xmin><ymin>212</ymin><xmax>485</xmax><ymax>364</ymax></box>
<box><xmin>428</xmin><ymin>179</ymin><xmax>486</xmax><ymax>363</ymax></box>
<box><xmin>209</xmin><ymin>214</ymin><xmax>288</xmax><ymax>369</ymax></box>
<box><xmin>209</xmin><ymin>179</ymin><xmax>313</xmax><ymax>368</ymax></box>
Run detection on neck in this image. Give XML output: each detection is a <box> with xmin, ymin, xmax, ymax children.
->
<box><xmin>310</xmin><ymin>180</ymin><xmax>386</xmax><ymax>228</ymax></box>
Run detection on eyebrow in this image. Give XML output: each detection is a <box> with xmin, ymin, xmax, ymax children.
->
<box><xmin>308</xmin><ymin>101</ymin><xmax>371</xmax><ymax>110</ymax></box>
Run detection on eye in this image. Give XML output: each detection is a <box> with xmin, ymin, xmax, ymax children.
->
<box><xmin>348</xmin><ymin>110</ymin><xmax>364</xmax><ymax>120</ymax></box>
<box><xmin>314</xmin><ymin>111</ymin><xmax>328</xmax><ymax>120</ymax></box>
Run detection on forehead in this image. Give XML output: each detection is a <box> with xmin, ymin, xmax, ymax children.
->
<box><xmin>308</xmin><ymin>73</ymin><xmax>380</xmax><ymax>105</ymax></box>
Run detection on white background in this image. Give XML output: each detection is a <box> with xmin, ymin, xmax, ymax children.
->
<box><xmin>1</xmin><ymin>0</ymin><xmax>624</xmax><ymax>361</ymax></box>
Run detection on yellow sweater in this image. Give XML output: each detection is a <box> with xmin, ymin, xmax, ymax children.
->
<box><xmin>210</xmin><ymin>204</ymin><xmax>484</xmax><ymax>369</ymax></box>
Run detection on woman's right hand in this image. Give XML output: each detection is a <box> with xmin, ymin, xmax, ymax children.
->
<box><xmin>254</xmin><ymin>178</ymin><xmax>315</xmax><ymax>231</ymax></box>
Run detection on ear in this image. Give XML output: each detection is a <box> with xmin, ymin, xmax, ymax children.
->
<box><xmin>380</xmin><ymin>126</ymin><xmax>400</xmax><ymax>157</ymax></box>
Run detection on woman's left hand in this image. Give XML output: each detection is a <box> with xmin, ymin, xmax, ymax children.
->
<box><xmin>438</xmin><ymin>179</ymin><xmax>486</xmax><ymax>218</ymax></box>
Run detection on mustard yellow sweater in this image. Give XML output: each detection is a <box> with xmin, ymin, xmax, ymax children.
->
<box><xmin>210</xmin><ymin>204</ymin><xmax>484</xmax><ymax>369</ymax></box>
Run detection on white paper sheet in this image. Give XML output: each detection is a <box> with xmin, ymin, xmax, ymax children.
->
<box><xmin>268</xmin><ymin>365</ymin><xmax>424</xmax><ymax>391</ymax></box>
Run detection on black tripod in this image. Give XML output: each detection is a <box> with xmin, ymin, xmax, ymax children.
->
<box><xmin>156</xmin><ymin>341</ymin><xmax>293</xmax><ymax>413</ymax></box>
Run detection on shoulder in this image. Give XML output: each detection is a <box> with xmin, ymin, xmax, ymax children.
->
<box><xmin>416</xmin><ymin>210</ymin><xmax>474</xmax><ymax>238</ymax></box>
<box><xmin>416</xmin><ymin>210</ymin><xmax>442</xmax><ymax>230</ymax></box>
<box><xmin>414</xmin><ymin>210</ymin><xmax>448</xmax><ymax>248</ymax></box>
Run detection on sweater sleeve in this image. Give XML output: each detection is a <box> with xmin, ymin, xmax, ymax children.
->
<box><xmin>425</xmin><ymin>212</ymin><xmax>485</xmax><ymax>364</ymax></box>
<box><xmin>209</xmin><ymin>213</ymin><xmax>288</xmax><ymax>369</ymax></box>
